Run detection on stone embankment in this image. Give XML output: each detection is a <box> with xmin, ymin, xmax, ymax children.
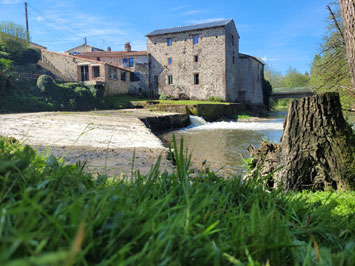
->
<box><xmin>0</xmin><ymin>109</ymin><xmax>189</xmax><ymax>176</ymax></box>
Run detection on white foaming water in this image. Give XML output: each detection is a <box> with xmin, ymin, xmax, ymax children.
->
<box><xmin>190</xmin><ymin>115</ymin><xmax>208</xmax><ymax>127</ymax></box>
<box><xmin>186</xmin><ymin>116</ymin><xmax>284</xmax><ymax>132</ymax></box>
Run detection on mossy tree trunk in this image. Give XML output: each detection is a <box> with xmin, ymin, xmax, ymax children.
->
<box><xmin>247</xmin><ymin>93</ymin><xmax>355</xmax><ymax>191</ymax></box>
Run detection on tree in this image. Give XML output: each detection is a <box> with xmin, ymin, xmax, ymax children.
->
<box><xmin>282</xmin><ymin>67</ymin><xmax>310</xmax><ymax>88</ymax></box>
<box><xmin>309</xmin><ymin>3</ymin><xmax>352</xmax><ymax>91</ymax></box>
<box><xmin>263</xmin><ymin>63</ymin><xmax>284</xmax><ymax>88</ymax></box>
<box><xmin>339</xmin><ymin>0</ymin><xmax>355</xmax><ymax>90</ymax></box>
<box><xmin>0</xmin><ymin>21</ymin><xmax>28</xmax><ymax>62</ymax></box>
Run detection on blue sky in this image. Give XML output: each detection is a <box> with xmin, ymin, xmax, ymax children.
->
<box><xmin>0</xmin><ymin>0</ymin><xmax>331</xmax><ymax>74</ymax></box>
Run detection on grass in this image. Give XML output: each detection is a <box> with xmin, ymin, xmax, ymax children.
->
<box><xmin>1</xmin><ymin>136</ymin><xmax>355</xmax><ymax>265</ymax></box>
<box><xmin>134</xmin><ymin>99</ymin><xmax>231</xmax><ymax>105</ymax></box>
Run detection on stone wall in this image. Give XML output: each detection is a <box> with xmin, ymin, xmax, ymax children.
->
<box><xmin>41</xmin><ymin>50</ymin><xmax>130</xmax><ymax>95</ymax></box>
<box><xmin>79</xmin><ymin>53</ymin><xmax>150</xmax><ymax>95</ymax></box>
<box><xmin>104</xmin><ymin>66</ymin><xmax>130</xmax><ymax>95</ymax></box>
<box><xmin>237</xmin><ymin>55</ymin><xmax>264</xmax><ymax>104</ymax></box>
<box><xmin>147</xmin><ymin>27</ymin><xmax>227</xmax><ymax>100</ymax></box>
<box><xmin>225</xmin><ymin>21</ymin><xmax>240</xmax><ymax>102</ymax></box>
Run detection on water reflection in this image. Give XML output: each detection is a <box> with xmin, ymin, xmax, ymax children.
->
<box><xmin>159</xmin><ymin>119</ymin><xmax>283</xmax><ymax>176</ymax></box>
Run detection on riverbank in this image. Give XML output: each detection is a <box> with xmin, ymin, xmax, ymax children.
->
<box><xmin>0</xmin><ymin>110</ymin><xmax>189</xmax><ymax>175</ymax></box>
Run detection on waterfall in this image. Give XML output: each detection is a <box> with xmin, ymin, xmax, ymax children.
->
<box><xmin>190</xmin><ymin>115</ymin><xmax>208</xmax><ymax>127</ymax></box>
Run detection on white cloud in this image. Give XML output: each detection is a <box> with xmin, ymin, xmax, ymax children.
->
<box><xmin>181</xmin><ymin>10</ymin><xmax>205</xmax><ymax>16</ymax></box>
<box><xmin>34</xmin><ymin>16</ymin><xmax>43</xmax><ymax>21</ymax></box>
<box><xmin>2</xmin><ymin>0</ymin><xmax>22</xmax><ymax>4</ymax></box>
<box><xmin>170</xmin><ymin>5</ymin><xmax>188</xmax><ymax>11</ymax></box>
<box><xmin>187</xmin><ymin>18</ymin><xmax>227</xmax><ymax>24</ymax></box>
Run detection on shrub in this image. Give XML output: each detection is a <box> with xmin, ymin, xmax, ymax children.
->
<box><xmin>215</xmin><ymin>96</ymin><xmax>223</xmax><ymax>102</ymax></box>
<box><xmin>18</xmin><ymin>47</ymin><xmax>41</xmax><ymax>64</ymax></box>
<box><xmin>209</xmin><ymin>96</ymin><xmax>215</xmax><ymax>101</ymax></box>
<box><xmin>159</xmin><ymin>94</ymin><xmax>167</xmax><ymax>100</ymax></box>
<box><xmin>37</xmin><ymin>74</ymin><xmax>62</xmax><ymax>102</ymax></box>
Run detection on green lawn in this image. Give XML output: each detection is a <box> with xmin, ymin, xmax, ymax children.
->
<box><xmin>1</xmin><ymin>136</ymin><xmax>355</xmax><ymax>265</ymax></box>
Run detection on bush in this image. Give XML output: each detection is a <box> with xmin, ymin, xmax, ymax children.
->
<box><xmin>18</xmin><ymin>47</ymin><xmax>41</xmax><ymax>64</ymax></box>
<box><xmin>208</xmin><ymin>96</ymin><xmax>215</xmax><ymax>101</ymax></box>
<box><xmin>215</xmin><ymin>96</ymin><xmax>223</xmax><ymax>102</ymax></box>
<box><xmin>159</xmin><ymin>94</ymin><xmax>168</xmax><ymax>100</ymax></box>
<box><xmin>37</xmin><ymin>74</ymin><xmax>61</xmax><ymax>102</ymax></box>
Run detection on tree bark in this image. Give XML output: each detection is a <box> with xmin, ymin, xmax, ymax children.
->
<box><xmin>339</xmin><ymin>0</ymin><xmax>355</xmax><ymax>89</ymax></box>
<box><xmin>247</xmin><ymin>93</ymin><xmax>355</xmax><ymax>191</ymax></box>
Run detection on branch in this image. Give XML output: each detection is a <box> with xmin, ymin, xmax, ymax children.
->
<box><xmin>326</xmin><ymin>5</ymin><xmax>345</xmax><ymax>46</ymax></box>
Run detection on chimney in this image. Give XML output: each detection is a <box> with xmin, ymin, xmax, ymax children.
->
<box><xmin>125</xmin><ymin>42</ymin><xmax>131</xmax><ymax>52</ymax></box>
<box><xmin>107</xmin><ymin>46</ymin><xmax>111</xmax><ymax>52</ymax></box>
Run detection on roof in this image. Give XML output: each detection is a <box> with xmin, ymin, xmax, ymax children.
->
<box><xmin>65</xmin><ymin>43</ymin><xmax>104</xmax><ymax>53</ymax></box>
<box><xmin>42</xmin><ymin>50</ymin><xmax>131</xmax><ymax>72</ymax></box>
<box><xmin>78</xmin><ymin>51</ymin><xmax>148</xmax><ymax>57</ymax></box>
<box><xmin>146</xmin><ymin>19</ymin><xmax>233</xmax><ymax>37</ymax></box>
<box><xmin>239</xmin><ymin>53</ymin><xmax>265</xmax><ymax>65</ymax></box>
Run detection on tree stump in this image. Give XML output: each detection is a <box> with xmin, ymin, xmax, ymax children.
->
<box><xmin>247</xmin><ymin>93</ymin><xmax>355</xmax><ymax>191</ymax></box>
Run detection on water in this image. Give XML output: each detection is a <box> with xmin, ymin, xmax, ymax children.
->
<box><xmin>160</xmin><ymin>111</ymin><xmax>355</xmax><ymax>176</ymax></box>
<box><xmin>159</xmin><ymin>115</ymin><xmax>284</xmax><ymax>176</ymax></box>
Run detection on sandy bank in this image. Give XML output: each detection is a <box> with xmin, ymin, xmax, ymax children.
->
<box><xmin>0</xmin><ymin>109</ymin><xmax>186</xmax><ymax>175</ymax></box>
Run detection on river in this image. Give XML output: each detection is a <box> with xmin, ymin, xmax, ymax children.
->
<box><xmin>159</xmin><ymin>111</ymin><xmax>355</xmax><ymax>176</ymax></box>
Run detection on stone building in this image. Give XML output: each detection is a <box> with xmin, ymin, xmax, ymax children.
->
<box><xmin>146</xmin><ymin>19</ymin><xmax>264</xmax><ymax>104</ymax></box>
<box><xmin>65</xmin><ymin>42</ymin><xmax>104</xmax><ymax>55</ymax></box>
<box><xmin>39</xmin><ymin>50</ymin><xmax>131</xmax><ymax>95</ymax></box>
<box><xmin>77</xmin><ymin>42</ymin><xmax>149</xmax><ymax>95</ymax></box>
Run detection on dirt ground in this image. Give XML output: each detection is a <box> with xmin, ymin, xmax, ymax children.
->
<box><xmin>0</xmin><ymin>110</ymin><xmax>174</xmax><ymax>176</ymax></box>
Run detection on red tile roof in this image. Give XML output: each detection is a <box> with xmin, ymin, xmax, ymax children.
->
<box><xmin>78</xmin><ymin>51</ymin><xmax>148</xmax><ymax>58</ymax></box>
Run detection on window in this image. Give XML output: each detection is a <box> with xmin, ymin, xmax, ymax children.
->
<box><xmin>233</xmin><ymin>56</ymin><xmax>235</xmax><ymax>64</ymax></box>
<box><xmin>123</xmin><ymin>58</ymin><xmax>134</xmax><ymax>68</ymax></box>
<box><xmin>167</xmin><ymin>38</ymin><xmax>172</xmax><ymax>46</ymax></box>
<box><xmin>194</xmin><ymin>73</ymin><xmax>199</xmax><ymax>85</ymax></box>
<box><xmin>121</xmin><ymin>71</ymin><xmax>126</xmax><ymax>81</ymax></box>
<box><xmin>123</xmin><ymin>58</ymin><xmax>129</xmax><ymax>68</ymax></box>
<box><xmin>130</xmin><ymin>72</ymin><xmax>141</xmax><ymax>82</ymax></box>
<box><xmin>232</xmin><ymin>35</ymin><xmax>234</xmax><ymax>46</ymax></box>
<box><xmin>96</xmin><ymin>57</ymin><xmax>100</xmax><ymax>61</ymax></box>
<box><xmin>92</xmin><ymin>66</ymin><xmax>100</xmax><ymax>78</ymax></box>
<box><xmin>108</xmin><ymin>67</ymin><xmax>117</xmax><ymax>80</ymax></box>
<box><xmin>193</xmin><ymin>35</ymin><xmax>199</xmax><ymax>45</ymax></box>
<box><xmin>168</xmin><ymin>75</ymin><xmax>173</xmax><ymax>85</ymax></box>
<box><xmin>168</xmin><ymin>57</ymin><xmax>172</xmax><ymax>65</ymax></box>
<box><xmin>194</xmin><ymin>55</ymin><xmax>198</xmax><ymax>62</ymax></box>
<box><xmin>80</xmin><ymin>65</ymin><xmax>89</xmax><ymax>81</ymax></box>
<box><xmin>129</xmin><ymin>58</ymin><xmax>134</xmax><ymax>67</ymax></box>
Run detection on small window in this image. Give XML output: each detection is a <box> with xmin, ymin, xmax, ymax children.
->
<box><xmin>168</xmin><ymin>75</ymin><xmax>173</xmax><ymax>85</ymax></box>
<box><xmin>232</xmin><ymin>35</ymin><xmax>234</xmax><ymax>46</ymax></box>
<box><xmin>233</xmin><ymin>56</ymin><xmax>235</xmax><ymax>64</ymax></box>
<box><xmin>96</xmin><ymin>57</ymin><xmax>100</xmax><ymax>61</ymax></box>
<box><xmin>194</xmin><ymin>55</ymin><xmax>198</xmax><ymax>62</ymax></box>
<box><xmin>129</xmin><ymin>58</ymin><xmax>134</xmax><ymax>67</ymax></box>
<box><xmin>193</xmin><ymin>35</ymin><xmax>199</xmax><ymax>45</ymax></box>
<box><xmin>167</xmin><ymin>38</ymin><xmax>172</xmax><ymax>46</ymax></box>
<box><xmin>123</xmin><ymin>58</ymin><xmax>129</xmax><ymax>68</ymax></box>
<box><xmin>92</xmin><ymin>66</ymin><xmax>100</xmax><ymax>78</ymax></box>
<box><xmin>194</xmin><ymin>73</ymin><xmax>199</xmax><ymax>85</ymax></box>
<box><xmin>108</xmin><ymin>67</ymin><xmax>117</xmax><ymax>80</ymax></box>
<box><xmin>121</xmin><ymin>71</ymin><xmax>126</xmax><ymax>81</ymax></box>
<box><xmin>168</xmin><ymin>57</ymin><xmax>172</xmax><ymax>65</ymax></box>
<box><xmin>130</xmin><ymin>72</ymin><xmax>140</xmax><ymax>82</ymax></box>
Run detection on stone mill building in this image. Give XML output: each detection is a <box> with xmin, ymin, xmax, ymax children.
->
<box><xmin>146</xmin><ymin>19</ymin><xmax>264</xmax><ymax>104</ymax></box>
<box><xmin>38</xmin><ymin>19</ymin><xmax>264</xmax><ymax>104</ymax></box>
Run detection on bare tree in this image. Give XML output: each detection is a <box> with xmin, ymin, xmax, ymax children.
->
<box><xmin>339</xmin><ymin>0</ymin><xmax>355</xmax><ymax>89</ymax></box>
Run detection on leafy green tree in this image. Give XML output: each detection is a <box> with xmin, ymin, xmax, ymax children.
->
<box><xmin>0</xmin><ymin>43</ymin><xmax>12</xmax><ymax>94</ymax></box>
<box><xmin>282</xmin><ymin>67</ymin><xmax>310</xmax><ymax>88</ymax></box>
<box><xmin>309</xmin><ymin>3</ymin><xmax>351</xmax><ymax>90</ymax></box>
<box><xmin>264</xmin><ymin>63</ymin><xmax>284</xmax><ymax>88</ymax></box>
